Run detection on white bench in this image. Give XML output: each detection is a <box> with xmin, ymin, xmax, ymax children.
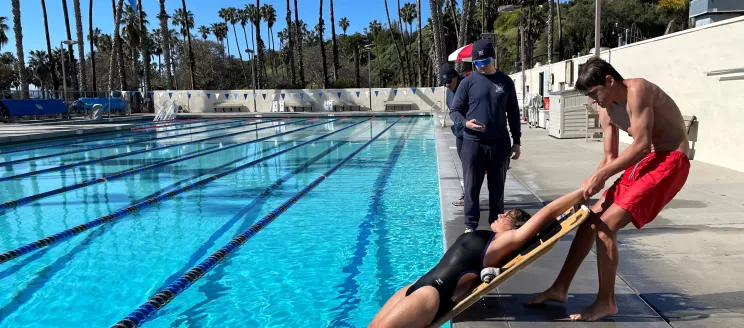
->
<box><xmin>214</xmin><ymin>103</ymin><xmax>248</xmax><ymax>112</ymax></box>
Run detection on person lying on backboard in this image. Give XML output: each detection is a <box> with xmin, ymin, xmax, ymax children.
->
<box><xmin>368</xmin><ymin>188</ymin><xmax>588</xmax><ymax>328</ymax></box>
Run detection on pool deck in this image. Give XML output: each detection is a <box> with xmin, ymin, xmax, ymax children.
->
<box><xmin>0</xmin><ymin>115</ymin><xmax>147</xmax><ymax>145</ymax></box>
<box><xmin>433</xmin><ymin>121</ymin><xmax>744</xmax><ymax>327</ymax></box>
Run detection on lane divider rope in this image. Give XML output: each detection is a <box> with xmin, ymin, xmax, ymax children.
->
<box><xmin>0</xmin><ymin>118</ymin><xmax>344</xmax><ymax>211</ymax></box>
<box><xmin>0</xmin><ymin>118</ymin><xmax>300</xmax><ymax>182</ymax></box>
<box><xmin>1</xmin><ymin>118</ymin><xmax>276</xmax><ymax>166</ymax></box>
<box><xmin>0</xmin><ymin>117</ymin><xmax>371</xmax><ymax>265</ymax></box>
<box><xmin>110</xmin><ymin>116</ymin><xmax>404</xmax><ymax>328</ymax></box>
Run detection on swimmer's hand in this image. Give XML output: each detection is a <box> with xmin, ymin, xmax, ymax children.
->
<box><xmin>466</xmin><ymin>119</ymin><xmax>485</xmax><ymax>132</ymax></box>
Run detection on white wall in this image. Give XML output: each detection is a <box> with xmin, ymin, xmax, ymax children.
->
<box><xmin>152</xmin><ymin>87</ymin><xmax>449</xmax><ymax>114</ymax></box>
<box><xmin>510</xmin><ymin>16</ymin><xmax>744</xmax><ymax>172</ymax></box>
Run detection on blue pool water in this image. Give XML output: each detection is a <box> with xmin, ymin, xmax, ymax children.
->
<box><xmin>0</xmin><ymin>117</ymin><xmax>444</xmax><ymax>327</ymax></box>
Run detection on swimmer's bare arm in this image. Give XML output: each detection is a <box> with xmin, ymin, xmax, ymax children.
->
<box><xmin>508</xmin><ymin>189</ymin><xmax>587</xmax><ymax>245</ymax></box>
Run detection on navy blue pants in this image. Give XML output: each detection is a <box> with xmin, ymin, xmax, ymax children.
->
<box><xmin>461</xmin><ymin>138</ymin><xmax>511</xmax><ymax>229</ymax></box>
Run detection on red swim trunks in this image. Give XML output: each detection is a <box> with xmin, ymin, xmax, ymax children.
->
<box><xmin>603</xmin><ymin>150</ymin><xmax>690</xmax><ymax>229</ymax></box>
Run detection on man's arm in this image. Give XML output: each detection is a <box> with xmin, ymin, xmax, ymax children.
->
<box><xmin>506</xmin><ymin>81</ymin><xmax>522</xmax><ymax>145</ymax></box>
<box><xmin>597</xmin><ymin>107</ymin><xmax>619</xmax><ymax>171</ymax></box>
<box><xmin>596</xmin><ymin>84</ymin><xmax>653</xmax><ymax>181</ymax></box>
<box><xmin>512</xmin><ymin>189</ymin><xmax>586</xmax><ymax>242</ymax></box>
<box><xmin>449</xmin><ymin>80</ymin><xmax>469</xmax><ymax>128</ymax></box>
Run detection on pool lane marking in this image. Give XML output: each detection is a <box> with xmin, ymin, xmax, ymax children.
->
<box><xmin>0</xmin><ymin>118</ymin><xmax>297</xmax><ymax>182</ymax></box>
<box><xmin>0</xmin><ymin>117</ymin><xmax>367</xmax><ymax>265</ymax></box>
<box><xmin>110</xmin><ymin>117</ymin><xmax>404</xmax><ymax>328</ymax></box>
<box><xmin>0</xmin><ymin>118</ymin><xmax>274</xmax><ymax>166</ymax></box>
<box><xmin>0</xmin><ymin>119</ymin><xmax>238</xmax><ymax>156</ymax></box>
<box><xmin>0</xmin><ymin>118</ymin><xmax>341</xmax><ymax>211</ymax></box>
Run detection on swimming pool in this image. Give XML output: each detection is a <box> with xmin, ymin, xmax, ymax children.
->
<box><xmin>0</xmin><ymin>116</ymin><xmax>444</xmax><ymax>327</ymax></box>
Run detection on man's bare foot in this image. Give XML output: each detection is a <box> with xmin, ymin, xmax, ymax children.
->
<box><xmin>524</xmin><ymin>287</ymin><xmax>568</xmax><ymax>305</ymax></box>
<box><xmin>569</xmin><ymin>300</ymin><xmax>618</xmax><ymax>321</ymax></box>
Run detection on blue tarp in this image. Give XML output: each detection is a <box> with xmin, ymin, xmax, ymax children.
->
<box><xmin>71</xmin><ymin>98</ymin><xmax>128</xmax><ymax>113</ymax></box>
<box><xmin>0</xmin><ymin>99</ymin><xmax>67</xmax><ymax>117</ymax></box>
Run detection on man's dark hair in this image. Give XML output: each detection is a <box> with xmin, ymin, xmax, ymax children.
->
<box><xmin>575</xmin><ymin>57</ymin><xmax>624</xmax><ymax>93</ymax></box>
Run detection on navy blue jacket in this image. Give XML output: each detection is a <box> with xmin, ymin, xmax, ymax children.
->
<box><xmin>449</xmin><ymin>70</ymin><xmax>521</xmax><ymax>145</ymax></box>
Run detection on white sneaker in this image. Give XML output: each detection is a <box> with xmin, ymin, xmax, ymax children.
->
<box><xmin>464</xmin><ymin>228</ymin><xmax>475</xmax><ymax>233</ymax></box>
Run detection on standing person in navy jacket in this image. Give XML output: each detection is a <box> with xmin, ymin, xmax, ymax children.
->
<box><xmin>440</xmin><ymin>63</ymin><xmax>467</xmax><ymax>206</ymax></box>
<box><xmin>449</xmin><ymin>39</ymin><xmax>522</xmax><ymax>233</ymax></box>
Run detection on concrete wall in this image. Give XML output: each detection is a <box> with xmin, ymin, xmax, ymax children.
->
<box><xmin>152</xmin><ymin>87</ymin><xmax>448</xmax><ymax>114</ymax></box>
<box><xmin>510</xmin><ymin>16</ymin><xmax>744</xmax><ymax>172</ymax></box>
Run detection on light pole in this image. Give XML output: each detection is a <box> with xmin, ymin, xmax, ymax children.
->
<box><xmin>364</xmin><ymin>44</ymin><xmax>373</xmax><ymax>110</ymax></box>
<box><xmin>60</xmin><ymin>40</ymin><xmax>77</xmax><ymax>118</ymax></box>
<box><xmin>595</xmin><ymin>0</ymin><xmax>601</xmax><ymax>57</ymax></box>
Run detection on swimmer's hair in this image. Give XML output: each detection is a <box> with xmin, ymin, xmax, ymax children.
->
<box><xmin>511</xmin><ymin>208</ymin><xmax>532</xmax><ymax>228</ymax></box>
<box><xmin>575</xmin><ymin>57</ymin><xmax>623</xmax><ymax>93</ymax></box>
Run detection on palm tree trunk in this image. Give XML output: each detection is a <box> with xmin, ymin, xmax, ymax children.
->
<box><xmin>354</xmin><ymin>46</ymin><xmax>360</xmax><ymax>87</ymax></box>
<box><xmin>108</xmin><ymin>0</ymin><xmax>124</xmax><ymax>91</ymax></box>
<box><xmin>329</xmin><ymin>0</ymin><xmax>339</xmax><ymax>82</ymax></box>
<box><xmin>243</xmin><ymin>24</ymin><xmax>255</xmax><ymax>89</ymax></box>
<box><xmin>181</xmin><ymin>0</ymin><xmax>196</xmax><ymax>89</ymax></box>
<box><xmin>430</xmin><ymin>0</ymin><xmax>445</xmax><ymax>66</ymax></box>
<box><xmin>88</xmin><ymin>0</ymin><xmax>96</xmax><ymax>93</ymax></box>
<box><xmin>113</xmin><ymin>0</ymin><xmax>127</xmax><ymax>91</ymax></box>
<box><xmin>318</xmin><ymin>0</ymin><xmax>328</xmax><ymax>88</ymax></box>
<box><xmin>294</xmin><ymin>0</ymin><xmax>305</xmax><ymax>86</ymax></box>
<box><xmin>556</xmin><ymin>0</ymin><xmax>563</xmax><ymax>61</ymax></box>
<box><xmin>62</xmin><ymin>0</ymin><xmax>78</xmax><ymax>92</ymax></box>
<box><xmin>231</xmin><ymin>22</ymin><xmax>248</xmax><ymax>85</ymax></box>
<box><xmin>73</xmin><ymin>0</ymin><xmax>87</xmax><ymax>92</ymax></box>
<box><xmin>139</xmin><ymin>0</ymin><xmax>152</xmax><ymax>103</ymax></box>
<box><xmin>41</xmin><ymin>0</ymin><xmax>61</xmax><ymax>92</ymax></box>
<box><xmin>456</xmin><ymin>0</ymin><xmax>474</xmax><ymax>72</ymax></box>
<box><xmin>286</xmin><ymin>0</ymin><xmax>296</xmax><ymax>87</ymax></box>
<box><xmin>256</xmin><ymin>0</ymin><xmax>264</xmax><ymax>89</ymax></box>
<box><xmin>547</xmin><ymin>0</ymin><xmax>553</xmax><ymax>64</ymax></box>
<box><xmin>159</xmin><ymin>0</ymin><xmax>173</xmax><ymax>89</ymax></box>
<box><xmin>12</xmin><ymin>0</ymin><xmax>28</xmax><ymax>99</ymax></box>
<box><xmin>384</xmin><ymin>0</ymin><xmax>407</xmax><ymax>85</ymax></box>
<box><xmin>397</xmin><ymin>0</ymin><xmax>412</xmax><ymax>85</ymax></box>
<box><xmin>417</xmin><ymin>0</ymin><xmax>422</xmax><ymax>86</ymax></box>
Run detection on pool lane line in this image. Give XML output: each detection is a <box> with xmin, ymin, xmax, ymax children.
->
<box><xmin>0</xmin><ymin>118</ymin><xmax>297</xmax><ymax>181</ymax></box>
<box><xmin>329</xmin><ymin>119</ymin><xmax>417</xmax><ymax>326</ymax></box>
<box><xmin>110</xmin><ymin>116</ymin><xmax>405</xmax><ymax>328</ymax></box>
<box><xmin>0</xmin><ymin>118</ymin><xmax>345</xmax><ymax>212</ymax></box>
<box><xmin>130</xmin><ymin>118</ymin><xmax>231</xmax><ymax>132</ymax></box>
<box><xmin>148</xmin><ymin>119</ymin><xmax>385</xmax><ymax>319</ymax></box>
<box><xmin>0</xmin><ymin>117</ymin><xmax>368</xmax><ymax>265</ymax></box>
<box><xmin>0</xmin><ymin>119</ymin><xmax>236</xmax><ymax>156</ymax></box>
<box><xmin>0</xmin><ymin>118</ymin><xmax>277</xmax><ymax>167</ymax></box>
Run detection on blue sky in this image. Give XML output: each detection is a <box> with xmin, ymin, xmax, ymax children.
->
<box><xmin>0</xmin><ymin>0</ymin><xmax>432</xmax><ymax>61</ymax></box>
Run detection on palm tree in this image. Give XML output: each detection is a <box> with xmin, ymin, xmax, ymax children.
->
<box><xmin>252</xmin><ymin>1</ymin><xmax>264</xmax><ymax>88</ymax></box>
<box><xmin>224</xmin><ymin>7</ymin><xmax>248</xmax><ymax>84</ymax></box>
<box><xmin>402</xmin><ymin>3</ymin><xmax>416</xmax><ymax>84</ymax></box>
<box><xmin>122</xmin><ymin>4</ymin><xmax>142</xmax><ymax>91</ymax></box>
<box><xmin>239</xmin><ymin>7</ymin><xmax>255</xmax><ymax>89</ymax></box>
<box><xmin>61</xmin><ymin>0</ymin><xmax>77</xmax><ymax>90</ymax></box>
<box><xmin>174</xmin><ymin>2</ymin><xmax>195</xmax><ymax>89</ymax></box>
<box><xmin>294</xmin><ymin>0</ymin><xmax>305</xmax><ymax>86</ymax></box>
<box><xmin>416</xmin><ymin>0</ymin><xmax>422</xmax><ymax>86</ymax></box>
<box><xmin>339</xmin><ymin>17</ymin><xmax>349</xmax><ymax>35</ymax></box>
<box><xmin>112</xmin><ymin>0</ymin><xmax>127</xmax><ymax>91</ymax></box>
<box><xmin>40</xmin><ymin>1</ymin><xmax>60</xmax><ymax>92</ymax></box>
<box><xmin>88</xmin><ymin>0</ymin><xmax>96</xmax><ymax>92</ymax></box>
<box><xmin>328</xmin><ymin>0</ymin><xmax>339</xmax><ymax>82</ymax></box>
<box><xmin>73</xmin><ymin>0</ymin><xmax>87</xmax><ymax>92</ymax></box>
<box><xmin>0</xmin><ymin>16</ymin><xmax>9</xmax><ymax>51</ymax></box>
<box><xmin>150</xmin><ymin>29</ymin><xmax>163</xmax><ymax>72</ymax></box>
<box><xmin>317</xmin><ymin>0</ymin><xmax>328</xmax><ymax>88</ymax></box>
<box><xmin>138</xmin><ymin>0</ymin><xmax>152</xmax><ymax>102</ymax></box>
<box><xmin>109</xmin><ymin>0</ymin><xmax>125</xmax><ymax>91</ymax></box>
<box><xmin>158</xmin><ymin>0</ymin><xmax>173</xmax><ymax>88</ymax></box>
<box><xmin>217</xmin><ymin>8</ymin><xmax>233</xmax><ymax>57</ymax></box>
<box><xmin>198</xmin><ymin>26</ymin><xmax>210</xmax><ymax>40</ymax></box>
<box><xmin>261</xmin><ymin>4</ymin><xmax>277</xmax><ymax>77</ymax></box>
<box><xmin>383</xmin><ymin>0</ymin><xmax>406</xmax><ymax>85</ymax></box>
<box><xmin>211</xmin><ymin>22</ymin><xmax>228</xmax><ymax>57</ymax></box>
<box><xmin>97</xmin><ymin>33</ymin><xmax>112</xmax><ymax>52</ymax></box>
<box><xmin>547</xmin><ymin>0</ymin><xmax>553</xmax><ymax>64</ymax></box>
<box><xmin>284</xmin><ymin>0</ymin><xmax>296</xmax><ymax>86</ymax></box>
<box><xmin>29</xmin><ymin>50</ymin><xmax>51</xmax><ymax>93</ymax></box>
<box><xmin>11</xmin><ymin>0</ymin><xmax>28</xmax><ymax>98</ymax></box>
<box><xmin>429</xmin><ymin>0</ymin><xmax>445</xmax><ymax>68</ymax></box>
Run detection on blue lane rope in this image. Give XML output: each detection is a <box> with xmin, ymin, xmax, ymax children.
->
<box><xmin>0</xmin><ymin>117</ymin><xmax>369</xmax><ymax>265</ymax></box>
<box><xmin>110</xmin><ymin>116</ymin><xmax>405</xmax><ymax>328</ymax></box>
<box><xmin>0</xmin><ymin>119</ymin><xmax>306</xmax><ymax>182</ymax></box>
<box><xmin>0</xmin><ymin>119</ymin><xmax>236</xmax><ymax>155</ymax></box>
<box><xmin>0</xmin><ymin>119</ymin><xmax>278</xmax><ymax>166</ymax></box>
<box><xmin>0</xmin><ymin>118</ymin><xmax>346</xmax><ymax>211</ymax></box>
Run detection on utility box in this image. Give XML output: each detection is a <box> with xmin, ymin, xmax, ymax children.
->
<box><xmin>547</xmin><ymin>90</ymin><xmax>590</xmax><ymax>139</ymax></box>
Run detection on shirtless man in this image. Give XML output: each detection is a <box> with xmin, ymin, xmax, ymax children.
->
<box><xmin>526</xmin><ymin>57</ymin><xmax>691</xmax><ymax>321</ymax></box>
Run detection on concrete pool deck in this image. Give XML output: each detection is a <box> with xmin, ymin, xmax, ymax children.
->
<box><xmin>433</xmin><ymin>121</ymin><xmax>744</xmax><ymax>328</ymax></box>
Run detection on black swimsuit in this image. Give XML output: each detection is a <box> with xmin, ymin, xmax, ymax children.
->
<box><xmin>405</xmin><ymin>230</ymin><xmax>496</xmax><ymax>323</ymax></box>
